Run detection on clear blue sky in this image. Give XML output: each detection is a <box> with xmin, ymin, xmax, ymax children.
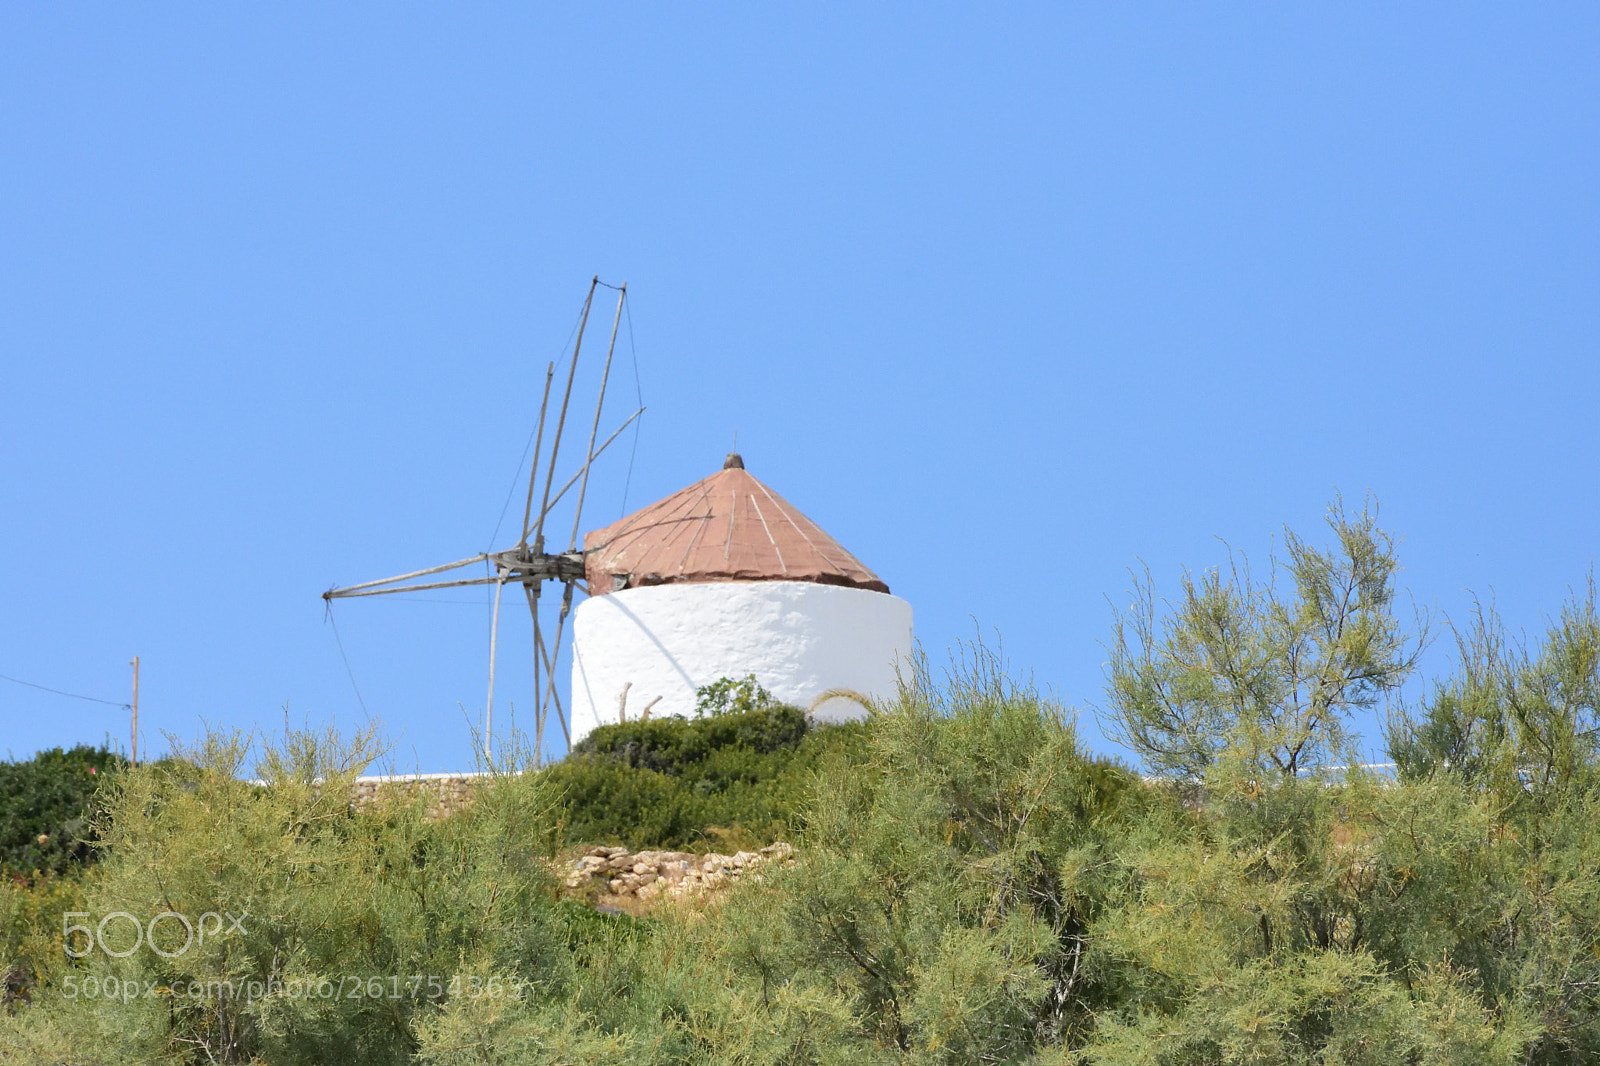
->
<box><xmin>3</xmin><ymin>6</ymin><xmax>1596</xmax><ymax>771</ymax></box>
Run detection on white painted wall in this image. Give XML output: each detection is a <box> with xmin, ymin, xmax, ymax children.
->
<box><xmin>568</xmin><ymin>581</ymin><xmax>914</xmax><ymax>745</ymax></box>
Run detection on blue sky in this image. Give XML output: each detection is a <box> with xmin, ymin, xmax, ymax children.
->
<box><xmin>3</xmin><ymin>5</ymin><xmax>1596</xmax><ymax>771</ymax></box>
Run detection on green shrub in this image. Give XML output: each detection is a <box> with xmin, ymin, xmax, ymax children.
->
<box><xmin>572</xmin><ymin>699</ymin><xmax>807</xmax><ymax>775</ymax></box>
<box><xmin>0</xmin><ymin>745</ymin><xmax>123</xmax><ymax>875</ymax></box>
<box><xmin>692</xmin><ymin>674</ymin><xmax>780</xmax><ymax>718</ymax></box>
<box><xmin>548</xmin><ymin>682</ymin><xmax>868</xmax><ymax>849</ymax></box>
<box><xmin>1</xmin><ymin>726</ymin><xmax>575</xmax><ymax>1065</ymax></box>
<box><xmin>556</xmin><ymin>649</ymin><xmax>1148</xmax><ymax>1063</ymax></box>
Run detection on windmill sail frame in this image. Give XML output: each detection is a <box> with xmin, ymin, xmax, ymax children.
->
<box><xmin>322</xmin><ymin>276</ymin><xmax>637</xmax><ymax>765</ymax></box>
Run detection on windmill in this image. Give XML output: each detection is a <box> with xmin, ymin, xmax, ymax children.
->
<box><xmin>323</xmin><ymin>276</ymin><xmax>643</xmax><ymax>764</ymax></box>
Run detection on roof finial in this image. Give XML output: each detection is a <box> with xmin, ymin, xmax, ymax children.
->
<box><xmin>724</xmin><ymin>452</ymin><xmax>744</xmax><ymax>470</ymax></box>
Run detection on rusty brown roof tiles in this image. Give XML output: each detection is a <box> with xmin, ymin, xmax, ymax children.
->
<box><xmin>583</xmin><ymin>455</ymin><xmax>890</xmax><ymax>596</ymax></box>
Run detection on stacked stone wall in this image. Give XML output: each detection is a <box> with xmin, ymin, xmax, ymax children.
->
<box><xmin>347</xmin><ymin>777</ymin><xmax>795</xmax><ymax>909</ymax></box>
<box><xmin>349</xmin><ymin>774</ymin><xmax>488</xmax><ymax>820</ymax></box>
<box><xmin>564</xmin><ymin>843</ymin><xmax>795</xmax><ymax>903</ymax></box>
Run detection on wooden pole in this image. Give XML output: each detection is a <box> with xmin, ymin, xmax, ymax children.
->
<box><xmin>485</xmin><ymin>572</ymin><xmax>506</xmax><ymax>761</ymax></box>
<box><xmin>517</xmin><ymin>362</ymin><xmax>556</xmax><ymax>550</ymax></box>
<box><xmin>533</xmin><ymin>276</ymin><xmax>598</xmax><ymax>552</ymax></box>
<box><xmin>129</xmin><ymin>656</ymin><xmax>140</xmax><ymax>768</ymax></box>
<box><xmin>538</xmin><ymin>581</ymin><xmax>575</xmax><ymax>749</ymax></box>
<box><xmin>568</xmin><ymin>284</ymin><xmax>626</xmax><ymax>551</ymax></box>
<box><xmin>327</xmin><ymin>575</ymin><xmax>504</xmax><ymax>599</ymax></box>
<box><xmin>524</xmin><ymin>583</ymin><xmax>544</xmax><ymax>768</ymax></box>
<box><xmin>323</xmin><ymin>553</ymin><xmax>489</xmax><ymax>599</ymax></box>
<box><xmin>533</xmin><ymin>621</ymin><xmax>570</xmax><ymax>749</ymax></box>
<box><xmin>535</xmin><ymin>407</ymin><xmax>644</xmax><ymax>524</ymax></box>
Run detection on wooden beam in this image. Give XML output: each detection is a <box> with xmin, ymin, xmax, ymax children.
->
<box><xmin>326</xmin><ymin>575</ymin><xmax>502</xmax><ymax>599</ymax></box>
<box><xmin>323</xmin><ymin>554</ymin><xmax>488</xmax><ymax>599</ymax></box>
<box><xmin>536</xmin><ymin>406</ymin><xmax>644</xmax><ymax>526</ymax></box>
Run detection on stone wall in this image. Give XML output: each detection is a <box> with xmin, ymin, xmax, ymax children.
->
<box><xmin>347</xmin><ymin>776</ymin><xmax>795</xmax><ymax>909</ymax></box>
<box><xmin>564</xmin><ymin>842</ymin><xmax>795</xmax><ymax>904</ymax></box>
<box><xmin>349</xmin><ymin>773</ymin><xmax>489</xmax><ymax>820</ymax></box>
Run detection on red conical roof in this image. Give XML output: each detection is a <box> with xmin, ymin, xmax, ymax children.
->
<box><xmin>583</xmin><ymin>455</ymin><xmax>890</xmax><ymax>595</ymax></box>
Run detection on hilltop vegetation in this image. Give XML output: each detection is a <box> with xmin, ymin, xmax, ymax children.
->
<box><xmin>548</xmin><ymin>674</ymin><xmax>867</xmax><ymax>849</ymax></box>
<box><xmin>0</xmin><ymin>745</ymin><xmax>122</xmax><ymax>877</ymax></box>
<box><xmin>5</xmin><ymin>500</ymin><xmax>1600</xmax><ymax>1063</ymax></box>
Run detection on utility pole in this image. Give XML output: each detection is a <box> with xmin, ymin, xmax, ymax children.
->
<box><xmin>130</xmin><ymin>656</ymin><xmax>139</xmax><ymax>768</ymax></box>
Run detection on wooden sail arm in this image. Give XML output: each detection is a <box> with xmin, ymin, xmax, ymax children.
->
<box><xmin>535</xmin><ymin>406</ymin><xmax>644</xmax><ymax>526</ymax></box>
<box><xmin>322</xmin><ymin>554</ymin><xmax>490</xmax><ymax>599</ymax></box>
<box><xmin>323</xmin><ymin>405</ymin><xmax>636</xmax><ymax>601</ymax></box>
<box><xmin>325</xmin><ymin>551</ymin><xmax>586</xmax><ymax>600</ymax></box>
<box><xmin>325</xmin><ymin>575</ymin><xmax>502</xmax><ymax>599</ymax></box>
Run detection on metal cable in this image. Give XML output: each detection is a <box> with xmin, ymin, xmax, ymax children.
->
<box><xmin>324</xmin><ymin>603</ymin><xmax>370</xmax><ymax>716</ymax></box>
<box><xmin>0</xmin><ymin>672</ymin><xmax>128</xmax><ymax>709</ymax></box>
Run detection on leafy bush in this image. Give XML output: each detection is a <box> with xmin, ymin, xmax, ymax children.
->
<box><xmin>549</xmin><ymin>685</ymin><xmax>867</xmax><ymax>849</ymax></box>
<box><xmin>0</xmin><ymin>745</ymin><xmax>122</xmax><ymax>875</ymax></box>
<box><xmin>692</xmin><ymin>674</ymin><xmax>779</xmax><ymax>718</ymax></box>
<box><xmin>718</xmin><ymin>649</ymin><xmax>1139</xmax><ymax>1057</ymax></box>
<box><xmin>1</xmin><ymin>726</ymin><xmax>577</xmax><ymax>1065</ymax></box>
<box><xmin>575</xmin><ymin>696</ymin><xmax>808</xmax><ymax>776</ymax></box>
<box><xmin>536</xmin><ymin>647</ymin><xmax>1147</xmax><ymax>1063</ymax></box>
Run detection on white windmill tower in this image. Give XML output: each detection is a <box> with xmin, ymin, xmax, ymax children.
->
<box><xmin>323</xmin><ymin>277</ymin><xmax>642</xmax><ymax>762</ymax></box>
<box><xmin>568</xmin><ymin>453</ymin><xmax>915</xmax><ymax>745</ymax></box>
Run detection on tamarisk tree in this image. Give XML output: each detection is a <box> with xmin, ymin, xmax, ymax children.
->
<box><xmin>1105</xmin><ymin>498</ymin><xmax>1424</xmax><ymax>781</ymax></box>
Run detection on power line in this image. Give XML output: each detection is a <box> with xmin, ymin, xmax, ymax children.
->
<box><xmin>0</xmin><ymin>672</ymin><xmax>129</xmax><ymax>709</ymax></box>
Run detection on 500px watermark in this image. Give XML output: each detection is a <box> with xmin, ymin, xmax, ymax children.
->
<box><xmin>63</xmin><ymin>911</ymin><xmax>248</xmax><ymax>959</ymax></box>
<box><xmin>61</xmin><ymin>974</ymin><xmax>528</xmax><ymax>1004</ymax></box>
